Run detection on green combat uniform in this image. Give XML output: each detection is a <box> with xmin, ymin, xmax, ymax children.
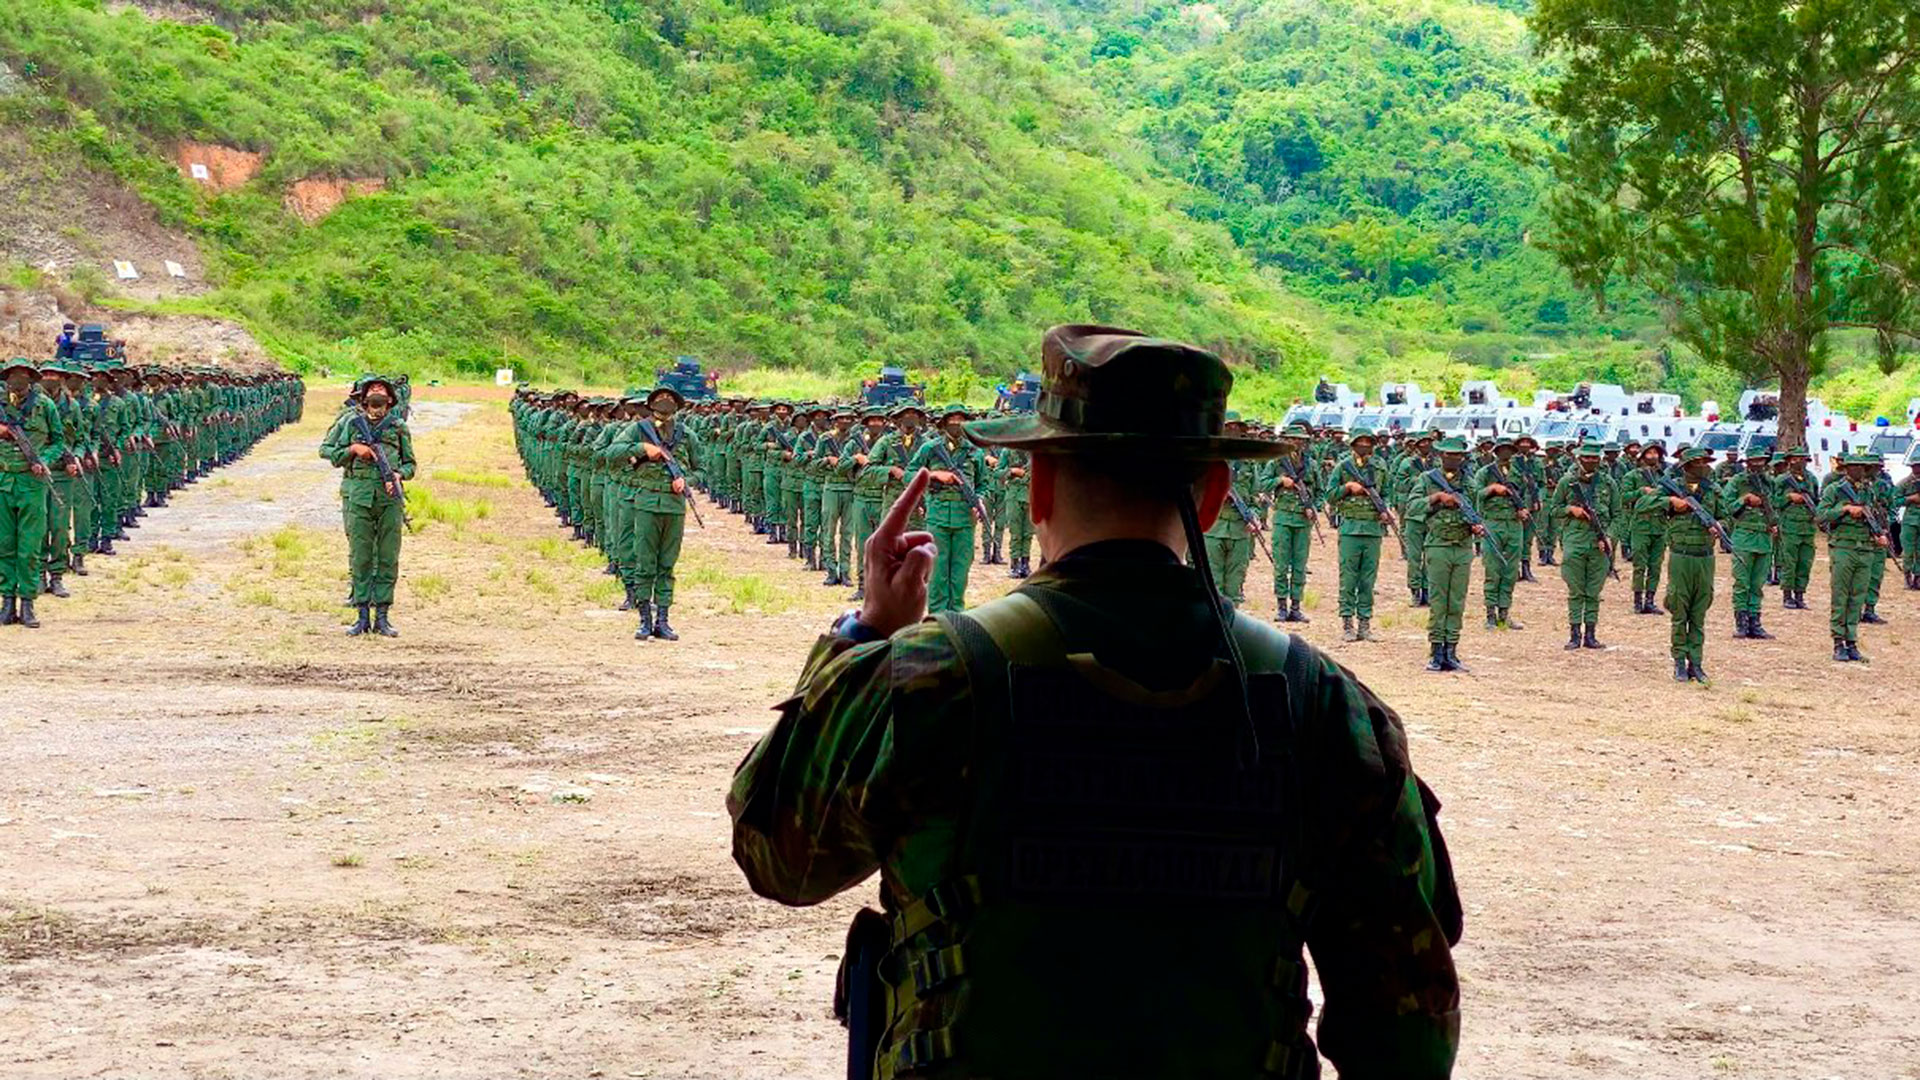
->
<box><xmin>1</xmin><ymin>361</ymin><xmax>63</xmax><ymax>627</ymax></box>
<box><xmin>1644</xmin><ymin>448</ymin><xmax>1725</xmax><ymax>683</ymax></box>
<box><xmin>1625</xmin><ymin>452</ymin><xmax>1670</xmax><ymax>614</ymax></box>
<box><xmin>1471</xmin><ymin>445</ymin><xmax>1529</xmax><ymax>629</ymax></box>
<box><xmin>1202</xmin><ymin>436</ymin><xmax>1260</xmax><ymax>606</ymax></box>
<box><xmin>1391</xmin><ymin>435</ymin><xmax>1435</xmax><ymax>606</ymax></box>
<box><xmin>999</xmin><ymin>448</ymin><xmax>1033</xmax><ymax>578</ymax></box>
<box><xmin>1821</xmin><ymin>457</ymin><xmax>1893</xmax><ymax>661</ymax></box>
<box><xmin>728</xmin><ymin>325</ymin><xmax>1460</xmax><ymax>1080</ymax></box>
<box><xmin>320</xmin><ymin>378</ymin><xmax>415</xmax><ymax>637</ymax></box>
<box><xmin>1548</xmin><ymin>444</ymin><xmax>1618</xmax><ymax>649</ymax></box>
<box><xmin>1773</xmin><ymin>451</ymin><xmax>1821</xmax><ymax>608</ymax></box>
<box><xmin>818</xmin><ymin>410</ymin><xmax>860</xmax><ymax>588</ymax></box>
<box><xmin>1897</xmin><ymin>471</ymin><xmax>1920</xmax><ymax>590</ymax></box>
<box><xmin>1418</xmin><ymin>439</ymin><xmax>1481</xmax><ymax>671</ymax></box>
<box><xmin>908</xmin><ymin>408</ymin><xmax>986</xmax><ymax>614</ymax></box>
<box><xmin>1328</xmin><ymin>432</ymin><xmax>1393</xmax><ymax>641</ymax></box>
<box><xmin>1720</xmin><ymin>456</ymin><xmax>1780</xmax><ymax>639</ymax></box>
<box><xmin>1266</xmin><ymin>428</ymin><xmax>1320</xmax><ymax>622</ymax></box>
<box><xmin>847</xmin><ymin>414</ymin><xmax>893</xmax><ymax>598</ymax></box>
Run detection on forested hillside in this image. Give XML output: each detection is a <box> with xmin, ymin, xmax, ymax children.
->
<box><xmin>0</xmin><ymin>0</ymin><xmax>1325</xmax><ymax>388</ymax></box>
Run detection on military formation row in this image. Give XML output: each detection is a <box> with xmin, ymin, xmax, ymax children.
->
<box><xmin>1229</xmin><ymin>423</ymin><xmax>1916</xmax><ymax>678</ymax></box>
<box><xmin>511</xmin><ymin>391</ymin><xmax>1026</xmax><ymax>630</ymax></box>
<box><xmin>0</xmin><ymin>357</ymin><xmax>306</xmax><ymax>627</ymax></box>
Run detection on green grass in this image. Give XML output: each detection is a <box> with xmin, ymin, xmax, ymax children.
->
<box><xmin>411</xmin><ymin>572</ymin><xmax>451</xmax><ymax>601</ymax></box>
<box><xmin>405</xmin><ymin>485</ymin><xmax>492</xmax><ymax>530</ymax></box>
<box><xmin>427</xmin><ymin>469</ymin><xmax>515</xmax><ymax>489</ymax></box>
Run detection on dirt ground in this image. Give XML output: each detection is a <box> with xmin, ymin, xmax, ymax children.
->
<box><xmin>4</xmin><ymin>387</ymin><xmax>1917</xmax><ymax>1080</ymax></box>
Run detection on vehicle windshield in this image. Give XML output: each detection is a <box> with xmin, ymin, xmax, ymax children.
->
<box><xmin>1698</xmin><ymin>431</ymin><xmax>1743</xmax><ymax>450</ymax></box>
<box><xmin>1314</xmin><ymin>410</ymin><xmax>1345</xmax><ymax>426</ymax></box>
<box><xmin>1747</xmin><ymin>434</ymin><xmax>1777</xmax><ymax>454</ymax></box>
<box><xmin>1355</xmin><ymin>413</ymin><xmax>1382</xmax><ymax>428</ymax></box>
<box><xmin>1869</xmin><ymin>432</ymin><xmax>1914</xmax><ymax>455</ymax></box>
<box><xmin>1907</xmin><ymin>444</ymin><xmax>1920</xmax><ymax>465</ymax></box>
<box><xmin>1535</xmin><ymin>420</ymin><xmax>1573</xmax><ymax>437</ymax></box>
<box><xmin>1435</xmin><ymin>415</ymin><xmax>1465</xmax><ymax>430</ymax></box>
<box><xmin>1577</xmin><ymin>422</ymin><xmax>1612</xmax><ymax>439</ymax></box>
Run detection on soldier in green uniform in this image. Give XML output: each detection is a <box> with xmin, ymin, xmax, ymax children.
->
<box><xmin>1513</xmin><ymin>434</ymin><xmax>1544</xmax><ymax>583</ymax></box>
<box><xmin>1329</xmin><ymin>427</ymin><xmax>1394</xmax><ymax>641</ymax></box>
<box><xmin>1898</xmin><ymin>465</ymin><xmax>1920</xmax><ymax>591</ymax></box>
<box><xmin>816</xmin><ymin>407</ymin><xmax>859</xmax><ymax>587</ymax></box>
<box><xmin>780</xmin><ymin>408</ymin><xmax>811</xmax><ymax>559</ymax></box>
<box><xmin>1722</xmin><ymin>446</ymin><xmax>1781</xmax><ymax>639</ymax></box>
<box><xmin>728</xmin><ymin>325</ymin><xmax>1460</xmax><ymax>1080</ymax></box>
<box><xmin>320</xmin><ymin>376</ymin><xmax>415</xmax><ymax>638</ymax></box>
<box><xmin>1391</xmin><ymin>429</ymin><xmax>1434</xmax><ymax>607</ymax></box>
<box><xmin>1419</xmin><ymin>437</ymin><xmax>1484</xmax><ymax>672</ymax></box>
<box><xmin>907</xmin><ymin>405</ymin><xmax>986</xmax><ymax>614</ymax></box>
<box><xmin>1</xmin><ymin>360</ymin><xmax>62</xmax><ymax>628</ymax></box>
<box><xmin>33</xmin><ymin>363</ymin><xmax>82</xmax><ymax>600</ymax></box>
<box><xmin>1774</xmin><ymin>448</ymin><xmax>1821</xmax><ymax>608</ymax></box>
<box><xmin>622</xmin><ymin>387</ymin><xmax>698</xmax><ymax>641</ymax></box>
<box><xmin>799</xmin><ymin>407</ymin><xmax>830</xmax><ymax>570</ymax></box>
<box><xmin>1548</xmin><ymin>442</ymin><xmax>1617</xmax><ymax>650</ymax></box>
<box><xmin>1821</xmin><ymin>453</ymin><xmax>1893</xmax><ymax>661</ymax></box>
<box><xmin>1536</xmin><ymin>441</ymin><xmax>1565</xmax><ymax>565</ymax></box>
<box><xmin>1266</xmin><ymin>423</ymin><xmax>1320</xmax><ymax>623</ymax></box>
<box><xmin>1861</xmin><ymin>464</ymin><xmax>1896</xmax><ymax>624</ymax></box>
<box><xmin>1472</xmin><ymin>439</ymin><xmax>1529</xmax><ymax>630</ymax></box>
<box><xmin>1646</xmin><ymin>447</ymin><xmax>1727</xmax><ymax>683</ymax></box>
<box><xmin>737</xmin><ymin>401</ymin><xmax>768</xmax><ymax>532</ymax></box>
<box><xmin>54</xmin><ymin>364</ymin><xmax>97</xmax><ymax>583</ymax></box>
<box><xmin>999</xmin><ymin>447</ymin><xmax>1033</xmax><ymax>578</ymax></box>
<box><xmin>979</xmin><ymin>436</ymin><xmax>1005</xmax><ymax>567</ymax></box>
<box><xmin>1625</xmin><ymin>443</ymin><xmax>1670</xmax><ymax>614</ymax></box>
<box><xmin>1201</xmin><ymin>417</ymin><xmax>1261</xmax><ymax>606</ymax></box>
<box><xmin>846</xmin><ymin>409</ymin><xmax>890</xmax><ymax>599</ymax></box>
<box><xmin>860</xmin><ymin>405</ymin><xmax>928</xmax><ymax>600</ymax></box>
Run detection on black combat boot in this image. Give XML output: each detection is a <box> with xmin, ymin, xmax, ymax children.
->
<box><xmin>1674</xmin><ymin>657</ymin><xmax>1689</xmax><ymax>681</ymax></box>
<box><xmin>652</xmin><ymin>606</ymin><xmax>678</xmax><ymax>641</ymax></box>
<box><xmin>1565</xmin><ymin>624</ymin><xmax>1582</xmax><ymax>651</ymax></box>
<box><xmin>46</xmin><ymin>574</ymin><xmax>68</xmax><ymax>599</ymax></box>
<box><xmin>97</xmin><ymin>536</ymin><xmax>116</xmax><ymax>555</ymax></box>
<box><xmin>1748</xmin><ymin>612</ymin><xmax>1774</xmax><ymax>640</ymax></box>
<box><xmin>1732</xmin><ymin>611</ymin><xmax>1750</xmax><ymax>639</ymax></box>
<box><xmin>1418</xmin><ymin>587</ymin><xmax>1430</xmax><ymax>607</ymax></box>
<box><xmin>1520</xmin><ymin>559</ymin><xmax>1536</xmax><ymax>583</ymax></box>
<box><xmin>634</xmin><ymin>601</ymin><xmax>653</xmax><ymax>641</ymax></box>
<box><xmin>1007</xmin><ymin>559</ymin><xmax>1021</xmax><ymax>579</ymax></box>
<box><xmin>1356</xmin><ymin>617</ymin><xmax>1375</xmax><ymax>642</ymax></box>
<box><xmin>1767</xmin><ymin>567</ymin><xmax>1780</xmax><ymax>587</ymax></box>
<box><xmin>17</xmin><ymin>599</ymin><xmax>38</xmax><ymax>629</ymax></box>
<box><xmin>1862</xmin><ymin>605</ymin><xmax>1886</xmax><ymax>625</ymax></box>
<box><xmin>1427</xmin><ymin>642</ymin><xmax>1447</xmax><ymax>672</ymax></box>
<box><xmin>752</xmin><ymin>517</ymin><xmax>766</xmax><ymax>535</ymax></box>
<box><xmin>1291</xmin><ymin>599</ymin><xmax>1309</xmax><ymax>624</ymax></box>
<box><xmin>1444</xmin><ymin>643</ymin><xmax>1469</xmax><ymax>673</ymax></box>
<box><xmin>1688</xmin><ymin>659</ymin><xmax>1709</xmax><ymax>684</ymax></box>
<box><xmin>1584</xmin><ymin>624</ymin><xmax>1603</xmax><ymax>650</ymax></box>
<box><xmin>122</xmin><ymin>511</ymin><xmax>138</xmax><ymax>531</ymax></box>
<box><xmin>1649</xmin><ymin>594</ymin><xmax>1666</xmax><ymax>615</ymax></box>
<box><xmin>374</xmin><ymin>607</ymin><xmax>399</xmax><ymax>638</ymax></box>
<box><xmin>69</xmin><ymin>552</ymin><xmax>86</xmax><ymax>577</ymax></box>
<box><xmin>1485</xmin><ymin>606</ymin><xmax>1498</xmax><ymax>630</ymax></box>
<box><xmin>1341</xmin><ymin>616</ymin><xmax>1356</xmax><ymax>642</ymax></box>
<box><xmin>851</xmin><ymin>584</ymin><xmax>865</xmax><ymax>602</ymax></box>
<box><xmin>347</xmin><ymin>605</ymin><xmax>371</xmax><ymax>637</ymax></box>
<box><xmin>1500</xmin><ymin>608</ymin><xmax>1523</xmax><ymax>630</ymax></box>
<box><xmin>1848</xmin><ymin>640</ymin><xmax>1867</xmax><ymax>663</ymax></box>
<box><xmin>0</xmin><ymin>596</ymin><xmax>14</xmax><ymax>626</ymax></box>
<box><xmin>766</xmin><ymin>524</ymin><xmax>784</xmax><ymax>546</ymax></box>
<box><xmin>1833</xmin><ymin>637</ymin><xmax>1851</xmax><ymax>662</ymax></box>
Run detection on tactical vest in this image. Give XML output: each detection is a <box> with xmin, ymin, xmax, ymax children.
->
<box><xmin>861</xmin><ymin>588</ymin><xmax>1322</xmax><ymax>1080</ymax></box>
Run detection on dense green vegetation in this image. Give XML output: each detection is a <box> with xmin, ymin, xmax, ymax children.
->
<box><xmin>0</xmin><ymin>0</ymin><xmax>1324</xmax><ymax>386</ymax></box>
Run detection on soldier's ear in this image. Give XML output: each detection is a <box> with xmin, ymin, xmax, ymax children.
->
<box><xmin>1196</xmin><ymin>461</ymin><xmax>1231</xmax><ymax>533</ymax></box>
<box><xmin>1030</xmin><ymin>453</ymin><xmax>1056</xmax><ymax>526</ymax></box>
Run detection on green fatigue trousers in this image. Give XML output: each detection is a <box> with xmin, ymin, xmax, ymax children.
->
<box><xmin>1779</xmin><ymin>534</ymin><xmax>1815</xmax><ymax>592</ymax></box>
<box><xmin>1204</xmin><ymin>534</ymin><xmax>1251</xmax><ymax>605</ymax></box>
<box><xmin>94</xmin><ymin>460</ymin><xmax>120</xmax><ymax>538</ymax></box>
<box><xmin>67</xmin><ymin>469</ymin><xmax>94</xmax><ymax>560</ymax></box>
<box><xmin>1829</xmin><ymin>546</ymin><xmax>1874</xmax><ymax>639</ymax></box>
<box><xmin>1482</xmin><ymin>521</ymin><xmax>1523</xmax><ymax>608</ymax></box>
<box><xmin>45</xmin><ymin>473</ymin><xmax>78</xmax><ymax>575</ymax></box>
<box><xmin>1006</xmin><ymin>494</ymin><xmax>1032</xmax><ymax>561</ymax></box>
<box><xmin>740</xmin><ymin>465</ymin><xmax>762</xmax><ymax>518</ymax></box>
<box><xmin>1521</xmin><ymin>517</ymin><xmax>1536</xmax><ymax>565</ymax></box>
<box><xmin>1537</xmin><ymin>509</ymin><xmax>1559</xmax><ymax>561</ymax></box>
<box><xmin>986</xmin><ymin>490</ymin><xmax>1005</xmax><ymax>560</ymax></box>
<box><xmin>764</xmin><ymin>470</ymin><xmax>785</xmax><ymax>529</ymax></box>
<box><xmin>1</xmin><ymin>473</ymin><xmax>50</xmax><ymax>598</ymax></box>
<box><xmin>929</xmin><ymin>522</ymin><xmax>974</xmax><ymax>614</ymax></box>
<box><xmin>1272</xmin><ymin>523</ymin><xmax>1312</xmax><ymax>606</ymax></box>
<box><xmin>1665</xmin><ymin>549</ymin><xmax>1715</xmax><ymax>664</ymax></box>
<box><xmin>1629</xmin><ymin>523</ymin><xmax>1667</xmax><ymax>596</ymax></box>
<box><xmin>821</xmin><ymin>488</ymin><xmax>853</xmax><ymax>578</ymax></box>
<box><xmin>1866</xmin><ymin>549</ymin><xmax>1887</xmax><ymax>606</ymax></box>
<box><xmin>345</xmin><ymin>494</ymin><xmax>404</xmax><ymax>607</ymax></box>
<box><xmin>851</xmin><ymin>497</ymin><xmax>883</xmax><ymax>589</ymax></box>
<box><xmin>1337</xmin><ymin>534</ymin><xmax>1382</xmax><ymax>619</ymax></box>
<box><xmin>1730</xmin><ymin>545</ymin><xmax>1772</xmax><ymax>615</ymax></box>
<box><xmin>630</xmin><ymin>507</ymin><xmax>686</xmax><ymax>609</ymax></box>
<box><xmin>1561</xmin><ymin>539</ymin><xmax>1609</xmax><ymax>625</ymax></box>
<box><xmin>1903</xmin><ymin>516</ymin><xmax>1920</xmax><ymax>577</ymax></box>
<box><xmin>607</xmin><ymin>484</ymin><xmax>635</xmax><ymax>575</ymax></box>
<box><xmin>1402</xmin><ymin>519</ymin><xmax>1428</xmax><ymax>593</ymax></box>
<box><xmin>1425</xmin><ymin>543</ymin><xmax>1473</xmax><ymax>644</ymax></box>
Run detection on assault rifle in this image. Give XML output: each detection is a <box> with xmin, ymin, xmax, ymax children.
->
<box><xmin>1657</xmin><ymin>476</ymin><xmax>1733</xmax><ymax>554</ymax></box>
<box><xmin>1565</xmin><ymin>476</ymin><xmax>1619</xmax><ymax>580</ymax></box>
<box><xmin>1829</xmin><ymin>478</ymin><xmax>1896</xmax><ymax>562</ymax></box>
<box><xmin>1741</xmin><ymin>469</ymin><xmax>1780</xmax><ymax>535</ymax></box>
<box><xmin>1276</xmin><ymin>455</ymin><xmax>1326</xmax><ymax>546</ymax></box>
<box><xmin>1225</xmin><ymin>466</ymin><xmax>1273</xmax><ymax>565</ymax></box>
<box><xmin>1339</xmin><ymin>458</ymin><xmax>1407</xmax><ymax>558</ymax></box>
<box><xmin>0</xmin><ymin>408</ymin><xmax>64</xmax><ymax>508</ymax></box>
<box><xmin>350</xmin><ymin>413</ymin><xmax>412</xmax><ymax>529</ymax></box>
<box><xmin>637</xmin><ymin>419</ymin><xmax>705</xmax><ymax>529</ymax></box>
<box><xmin>1426</xmin><ymin>467</ymin><xmax>1507</xmax><ymax>570</ymax></box>
<box><xmin>929</xmin><ymin>439</ymin><xmax>989</xmax><ymax>523</ymax></box>
<box><xmin>1487</xmin><ymin>459</ymin><xmax>1531</xmax><ymax>519</ymax></box>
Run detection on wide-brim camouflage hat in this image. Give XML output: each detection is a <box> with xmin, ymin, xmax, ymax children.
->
<box><xmin>4</xmin><ymin>358</ymin><xmax>40</xmax><ymax>378</ymax></box>
<box><xmin>647</xmin><ymin>386</ymin><xmax>685</xmax><ymax>409</ymax></box>
<box><xmin>1433</xmin><ymin>436</ymin><xmax>1470</xmax><ymax>454</ymax></box>
<box><xmin>1844</xmin><ymin>451</ymin><xmax>1882</xmax><ymax>466</ymax></box>
<box><xmin>1575</xmin><ymin>441</ymin><xmax>1606</xmax><ymax>457</ymax></box>
<box><xmin>964</xmin><ymin>325</ymin><xmax>1281</xmax><ymax>460</ymax></box>
<box><xmin>1677</xmin><ymin>447</ymin><xmax>1713</xmax><ymax>464</ymax></box>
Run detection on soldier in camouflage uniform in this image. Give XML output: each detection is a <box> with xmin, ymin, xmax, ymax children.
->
<box><xmin>1419</xmin><ymin>437</ymin><xmax>1484</xmax><ymax>672</ymax></box>
<box><xmin>728</xmin><ymin>324</ymin><xmax>1460</xmax><ymax>1080</ymax></box>
<box><xmin>1265</xmin><ymin>423</ymin><xmax>1320</xmax><ymax>623</ymax></box>
<box><xmin>1721</xmin><ymin>446</ymin><xmax>1780</xmax><ymax>639</ymax></box>
<box><xmin>1472</xmin><ymin>439</ymin><xmax>1529</xmax><ymax>630</ymax></box>
<box><xmin>907</xmin><ymin>405</ymin><xmax>986</xmax><ymax>614</ymax></box>
<box><xmin>1201</xmin><ymin>417</ymin><xmax>1260</xmax><ymax>606</ymax></box>
<box><xmin>1821</xmin><ymin>452</ymin><xmax>1894</xmax><ymax>661</ymax></box>
<box><xmin>1643</xmin><ymin>446</ymin><xmax>1727</xmax><ymax>683</ymax></box>
<box><xmin>1548</xmin><ymin>442</ymin><xmax>1617</xmax><ymax>650</ymax></box>
<box><xmin>1625</xmin><ymin>443</ymin><xmax>1670</xmax><ymax>614</ymax></box>
<box><xmin>998</xmin><ymin>446</ymin><xmax>1032</xmax><ymax>578</ymax></box>
<box><xmin>1898</xmin><ymin>464</ymin><xmax>1920</xmax><ymax>591</ymax></box>
<box><xmin>1328</xmin><ymin>427</ymin><xmax>1394</xmax><ymax>642</ymax></box>
<box><xmin>1</xmin><ymin>360</ymin><xmax>62</xmax><ymax>628</ymax></box>
<box><xmin>1773</xmin><ymin>447</ymin><xmax>1821</xmax><ymax>608</ymax></box>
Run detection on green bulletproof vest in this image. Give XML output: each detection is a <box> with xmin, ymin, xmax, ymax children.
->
<box><xmin>874</xmin><ymin>589</ymin><xmax>1321</xmax><ymax>1080</ymax></box>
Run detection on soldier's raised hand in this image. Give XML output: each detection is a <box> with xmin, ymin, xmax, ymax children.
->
<box><xmin>861</xmin><ymin>468</ymin><xmax>936</xmax><ymax>636</ymax></box>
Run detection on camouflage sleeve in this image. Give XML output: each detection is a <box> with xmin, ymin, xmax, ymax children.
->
<box><xmin>726</xmin><ymin>622</ymin><xmax>974</xmax><ymax>907</ymax></box>
<box><xmin>1299</xmin><ymin>651</ymin><xmax>1462</xmax><ymax>1078</ymax></box>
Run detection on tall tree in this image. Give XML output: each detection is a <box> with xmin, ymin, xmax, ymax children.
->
<box><xmin>1530</xmin><ymin>0</ymin><xmax>1920</xmax><ymax>442</ymax></box>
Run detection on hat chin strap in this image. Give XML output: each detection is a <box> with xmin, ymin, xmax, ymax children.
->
<box><xmin>1176</xmin><ymin>489</ymin><xmax>1262</xmax><ymax>769</ymax></box>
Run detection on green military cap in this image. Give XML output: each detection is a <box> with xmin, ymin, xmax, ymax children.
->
<box><xmin>1575</xmin><ymin>441</ymin><xmax>1606</xmax><ymax>457</ymax></box>
<box><xmin>1433</xmin><ymin>436</ymin><xmax>1470</xmax><ymax>454</ymax></box>
<box><xmin>1743</xmin><ymin>445</ymin><xmax>1772</xmax><ymax>460</ymax></box>
<box><xmin>1676</xmin><ymin>446</ymin><xmax>1713</xmax><ymax>464</ymax></box>
<box><xmin>1280</xmin><ymin>422</ymin><xmax>1312</xmax><ymax>439</ymax></box>
<box><xmin>647</xmin><ymin>386</ymin><xmax>686</xmax><ymax>409</ymax></box>
<box><xmin>1411</xmin><ymin>429</ymin><xmax>1435</xmax><ymax>442</ymax></box>
<box><xmin>1844</xmin><ymin>451</ymin><xmax>1881</xmax><ymax>465</ymax></box>
<box><xmin>937</xmin><ymin>403</ymin><xmax>970</xmax><ymax>422</ymax></box>
<box><xmin>890</xmin><ymin>402</ymin><xmax>927</xmax><ymax>419</ymax></box>
<box><xmin>1348</xmin><ymin>425</ymin><xmax>1377</xmax><ymax>442</ymax></box>
<box><xmin>1493</xmin><ymin>437</ymin><xmax>1517</xmax><ymax>450</ymax></box>
<box><xmin>832</xmin><ymin>405</ymin><xmax>859</xmax><ymax>420</ymax></box>
<box><xmin>1782</xmin><ymin>446</ymin><xmax>1812</xmax><ymax>460</ymax></box>
<box><xmin>4</xmin><ymin>358</ymin><xmax>41</xmax><ymax>378</ymax></box>
<box><xmin>963</xmin><ymin>324</ymin><xmax>1282</xmax><ymax>461</ymax></box>
<box><xmin>38</xmin><ymin>360</ymin><xmax>79</xmax><ymax>377</ymax></box>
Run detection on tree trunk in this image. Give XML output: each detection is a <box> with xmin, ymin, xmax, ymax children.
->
<box><xmin>1777</xmin><ymin>357</ymin><xmax>1811</xmax><ymax>451</ymax></box>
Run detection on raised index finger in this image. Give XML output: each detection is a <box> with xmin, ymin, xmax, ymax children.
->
<box><xmin>876</xmin><ymin>468</ymin><xmax>931</xmax><ymax>540</ymax></box>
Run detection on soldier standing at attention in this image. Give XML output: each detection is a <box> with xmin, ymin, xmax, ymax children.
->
<box><xmin>1774</xmin><ymin>448</ymin><xmax>1821</xmax><ymax>608</ymax></box>
<box><xmin>908</xmin><ymin>405</ymin><xmax>986</xmax><ymax>614</ymax></box>
<box><xmin>1392</xmin><ymin>429</ymin><xmax>1434</xmax><ymax>607</ymax></box>
<box><xmin>35</xmin><ymin>363</ymin><xmax>82</xmax><ymax>600</ymax></box>
<box><xmin>1472</xmin><ymin>439</ymin><xmax>1528</xmax><ymax>631</ymax></box>
<box><xmin>1420</xmin><ymin>437</ymin><xmax>1484</xmax><ymax>672</ymax></box>
<box><xmin>1821</xmin><ymin>453</ymin><xmax>1892</xmax><ymax>661</ymax></box>
<box><xmin>1201</xmin><ymin>416</ymin><xmax>1260</xmax><ymax>607</ymax></box>
<box><xmin>998</xmin><ymin>446</ymin><xmax>1032</xmax><ymax>578</ymax></box>
<box><xmin>1</xmin><ymin>360</ymin><xmax>63</xmax><ymax>628</ymax></box>
<box><xmin>1898</xmin><ymin>464</ymin><xmax>1920</xmax><ymax>591</ymax></box>
<box><xmin>846</xmin><ymin>409</ymin><xmax>891</xmax><ymax>599</ymax></box>
<box><xmin>1266</xmin><ymin>423</ymin><xmax>1319</xmax><ymax>623</ymax></box>
<box><xmin>1330</xmin><ymin>426</ymin><xmax>1392</xmax><ymax>642</ymax></box>
<box><xmin>1861</xmin><ymin>463</ymin><xmax>1896</xmax><ymax>624</ymax></box>
<box><xmin>1722</xmin><ymin>445</ymin><xmax>1780</xmax><ymax>639</ymax></box>
<box><xmin>729</xmin><ymin>325</ymin><xmax>1461</xmax><ymax>1080</ymax></box>
<box><xmin>56</xmin><ymin>364</ymin><xmax>97</xmax><ymax>582</ymax></box>
<box><xmin>623</xmin><ymin>387</ymin><xmax>697</xmax><ymax>641</ymax></box>
<box><xmin>1626</xmin><ymin>444</ymin><xmax>1670</xmax><ymax>614</ymax></box>
<box><xmin>321</xmin><ymin>376</ymin><xmax>415</xmax><ymax>638</ymax></box>
<box><xmin>1513</xmin><ymin>435</ymin><xmax>1544</xmax><ymax>583</ymax></box>
<box><xmin>1535</xmin><ymin>441</ymin><xmax>1564</xmax><ymax>565</ymax></box>
<box><xmin>1549</xmin><ymin>442</ymin><xmax>1617</xmax><ymax>650</ymax></box>
<box><xmin>1646</xmin><ymin>447</ymin><xmax>1726</xmax><ymax>683</ymax></box>
<box><xmin>818</xmin><ymin>407</ymin><xmax>859</xmax><ymax>588</ymax></box>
